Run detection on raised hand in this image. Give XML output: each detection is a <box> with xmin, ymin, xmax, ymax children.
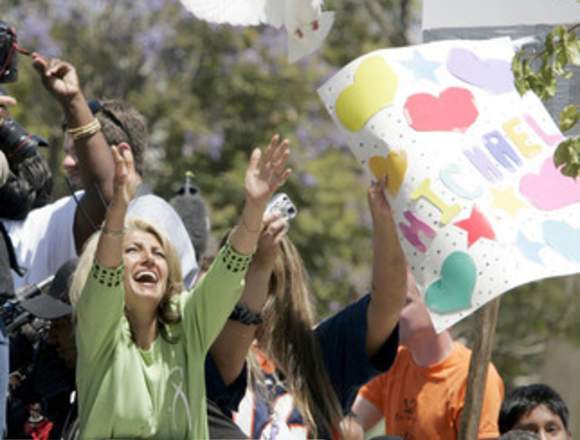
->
<box><xmin>31</xmin><ymin>53</ymin><xmax>80</xmax><ymax>102</ymax></box>
<box><xmin>96</xmin><ymin>144</ymin><xmax>136</xmax><ymax>267</ymax></box>
<box><xmin>367</xmin><ymin>177</ymin><xmax>393</xmax><ymax>223</ymax></box>
<box><xmin>245</xmin><ymin>134</ymin><xmax>292</xmax><ymax>208</ymax></box>
<box><xmin>366</xmin><ymin>176</ymin><xmax>407</xmax><ymax>359</ymax></box>
<box><xmin>110</xmin><ymin>144</ymin><xmax>137</xmax><ymax>208</ymax></box>
<box><xmin>230</xmin><ymin>135</ymin><xmax>292</xmax><ymax>255</ymax></box>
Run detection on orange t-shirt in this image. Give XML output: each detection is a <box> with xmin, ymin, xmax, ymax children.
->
<box><xmin>359</xmin><ymin>342</ymin><xmax>504</xmax><ymax>440</ymax></box>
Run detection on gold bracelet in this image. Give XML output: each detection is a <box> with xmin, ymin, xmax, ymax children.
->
<box><xmin>67</xmin><ymin>118</ymin><xmax>100</xmax><ymax>135</ymax></box>
<box><xmin>67</xmin><ymin>118</ymin><xmax>102</xmax><ymax>141</ymax></box>
<box><xmin>102</xmin><ymin>226</ymin><xmax>126</xmax><ymax>236</ymax></box>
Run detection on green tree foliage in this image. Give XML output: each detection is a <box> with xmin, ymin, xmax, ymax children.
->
<box><xmin>2</xmin><ymin>0</ymin><xmax>416</xmax><ymax>313</ymax></box>
<box><xmin>513</xmin><ymin>24</ymin><xmax>580</xmax><ymax>177</ymax></box>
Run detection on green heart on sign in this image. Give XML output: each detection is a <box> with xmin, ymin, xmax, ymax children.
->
<box><xmin>425</xmin><ymin>251</ymin><xmax>477</xmax><ymax>314</ymax></box>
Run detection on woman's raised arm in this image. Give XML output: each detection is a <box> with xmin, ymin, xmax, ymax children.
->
<box><xmin>228</xmin><ymin>135</ymin><xmax>291</xmax><ymax>255</ymax></box>
<box><xmin>182</xmin><ymin>135</ymin><xmax>291</xmax><ymax>354</ymax></box>
<box><xmin>94</xmin><ymin>145</ymin><xmax>136</xmax><ymax>268</ymax></box>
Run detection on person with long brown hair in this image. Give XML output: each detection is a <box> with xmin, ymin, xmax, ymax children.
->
<box><xmin>69</xmin><ymin>136</ymin><xmax>291</xmax><ymax>439</ymax></box>
<box><xmin>209</xmin><ymin>177</ymin><xmax>406</xmax><ymax>439</ymax></box>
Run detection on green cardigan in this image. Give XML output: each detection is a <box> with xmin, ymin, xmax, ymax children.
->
<box><xmin>75</xmin><ymin>243</ymin><xmax>250</xmax><ymax>439</ymax></box>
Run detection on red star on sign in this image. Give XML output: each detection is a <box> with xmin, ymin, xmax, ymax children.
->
<box><xmin>453</xmin><ymin>206</ymin><xmax>496</xmax><ymax>247</ymax></box>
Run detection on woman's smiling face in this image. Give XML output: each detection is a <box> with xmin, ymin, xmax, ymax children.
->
<box><xmin>123</xmin><ymin>229</ymin><xmax>169</xmax><ymax>307</ymax></box>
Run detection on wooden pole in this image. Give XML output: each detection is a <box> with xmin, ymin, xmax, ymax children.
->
<box><xmin>458</xmin><ymin>297</ymin><xmax>501</xmax><ymax>440</ymax></box>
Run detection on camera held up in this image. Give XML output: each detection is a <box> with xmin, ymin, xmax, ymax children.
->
<box><xmin>0</xmin><ymin>21</ymin><xmax>47</xmax><ymax>165</ymax></box>
<box><xmin>0</xmin><ymin>20</ymin><xmax>20</xmax><ymax>84</ymax></box>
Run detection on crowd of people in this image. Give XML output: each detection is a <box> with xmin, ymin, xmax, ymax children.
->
<box><xmin>0</xmin><ymin>19</ymin><xmax>574</xmax><ymax>440</ymax></box>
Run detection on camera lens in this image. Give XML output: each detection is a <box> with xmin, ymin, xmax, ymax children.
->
<box><xmin>0</xmin><ymin>118</ymin><xmax>39</xmax><ymax>163</ymax></box>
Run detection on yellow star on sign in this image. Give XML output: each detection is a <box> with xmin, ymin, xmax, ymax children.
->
<box><xmin>491</xmin><ymin>187</ymin><xmax>527</xmax><ymax>217</ymax></box>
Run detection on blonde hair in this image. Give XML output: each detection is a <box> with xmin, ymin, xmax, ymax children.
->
<box><xmin>250</xmin><ymin>236</ymin><xmax>343</xmax><ymax>438</ymax></box>
<box><xmin>69</xmin><ymin>218</ymin><xmax>184</xmax><ymax>341</ymax></box>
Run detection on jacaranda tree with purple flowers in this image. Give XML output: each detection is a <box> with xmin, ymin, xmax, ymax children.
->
<box><xmin>3</xmin><ymin>0</ymin><xmax>417</xmax><ymax>312</ymax></box>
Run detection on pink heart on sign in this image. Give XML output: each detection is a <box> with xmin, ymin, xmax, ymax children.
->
<box><xmin>520</xmin><ymin>157</ymin><xmax>580</xmax><ymax>210</ymax></box>
<box><xmin>447</xmin><ymin>48</ymin><xmax>515</xmax><ymax>95</ymax></box>
<box><xmin>404</xmin><ymin>87</ymin><xmax>478</xmax><ymax>133</ymax></box>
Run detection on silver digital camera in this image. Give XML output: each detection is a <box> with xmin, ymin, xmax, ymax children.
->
<box><xmin>265</xmin><ymin>193</ymin><xmax>297</xmax><ymax>221</ymax></box>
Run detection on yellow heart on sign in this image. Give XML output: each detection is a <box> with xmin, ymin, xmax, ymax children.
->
<box><xmin>336</xmin><ymin>56</ymin><xmax>399</xmax><ymax>132</ymax></box>
<box><xmin>368</xmin><ymin>150</ymin><xmax>407</xmax><ymax>196</ymax></box>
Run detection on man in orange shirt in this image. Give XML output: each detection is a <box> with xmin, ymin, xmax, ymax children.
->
<box><xmin>352</xmin><ymin>270</ymin><xmax>504</xmax><ymax>440</ymax></box>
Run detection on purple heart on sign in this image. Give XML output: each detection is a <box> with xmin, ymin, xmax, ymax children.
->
<box><xmin>447</xmin><ymin>48</ymin><xmax>515</xmax><ymax>94</ymax></box>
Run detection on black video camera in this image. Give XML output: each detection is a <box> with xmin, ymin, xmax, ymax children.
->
<box><xmin>0</xmin><ymin>20</ymin><xmax>19</xmax><ymax>84</ymax></box>
<box><xmin>0</xmin><ymin>109</ymin><xmax>48</xmax><ymax>165</ymax></box>
<box><xmin>0</xmin><ymin>86</ymin><xmax>52</xmax><ymax>217</ymax></box>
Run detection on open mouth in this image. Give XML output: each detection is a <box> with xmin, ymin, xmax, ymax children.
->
<box><xmin>133</xmin><ymin>270</ymin><xmax>158</xmax><ymax>286</ymax></box>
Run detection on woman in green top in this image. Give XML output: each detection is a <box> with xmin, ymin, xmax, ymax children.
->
<box><xmin>68</xmin><ymin>136</ymin><xmax>291</xmax><ymax>439</ymax></box>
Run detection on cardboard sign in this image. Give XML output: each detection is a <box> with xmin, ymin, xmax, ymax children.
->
<box><xmin>318</xmin><ymin>37</ymin><xmax>576</xmax><ymax>332</ymax></box>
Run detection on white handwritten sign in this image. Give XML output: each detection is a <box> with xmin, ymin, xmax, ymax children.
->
<box><xmin>318</xmin><ymin>37</ymin><xmax>578</xmax><ymax>332</ymax></box>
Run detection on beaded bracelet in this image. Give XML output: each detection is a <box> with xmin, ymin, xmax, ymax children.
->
<box><xmin>91</xmin><ymin>262</ymin><xmax>124</xmax><ymax>288</ymax></box>
<box><xmin>221</xmin><ymin>241</ymin><xmax>253</xmax><ymax>273</ymax></box>
<box><xmin>67</xmin><ymin>118</ymin><xmax>102</xmax><ymax>141</ymax></box>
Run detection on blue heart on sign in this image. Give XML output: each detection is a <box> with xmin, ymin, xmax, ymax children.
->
<box><xmin>425</xmin><ymin>251</ymin><xmax>477</xmax><ymax>314</ymax></box>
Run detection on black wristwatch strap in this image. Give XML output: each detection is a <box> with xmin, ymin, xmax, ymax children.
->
<box><xmin>229</xmin><ymin>302</ymin><xmax>263</xmax><ymax>326</ymax></box>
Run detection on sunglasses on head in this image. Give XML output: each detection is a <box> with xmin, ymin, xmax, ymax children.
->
<box><xmin>87</xmin><ymin>99</ymin><xmax>132</xmax><ymax>147</ymax></box>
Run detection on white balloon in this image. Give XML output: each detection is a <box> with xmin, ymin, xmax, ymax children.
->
<box><xmin>179</xmin><ymin>0</ymin><xmax>334</xmax><ymax>62</ymax></box>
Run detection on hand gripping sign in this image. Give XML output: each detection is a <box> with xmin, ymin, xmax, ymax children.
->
<box><xmin>318</xmin><ymin>37</ymin><xmax>575</xmax><ymax>332</ymax></box>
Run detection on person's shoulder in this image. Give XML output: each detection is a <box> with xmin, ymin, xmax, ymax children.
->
<box><xmin>444</xmin><ymin>342</ymin><xmax>501</xmax><ymax>387</ymax></box>
<box><xmin>450</xmin><ymin>341</ymin><xmax>498</xmax><ymax>373</ymax></box>
<box><xmin>448</xmin><ymin>341</ymin><xmax>471</xmax><ymax>359</ymax></box>
<box><xmin>29</xmin><ymin>193</ymin><xmax>81</xmax><ymax>224</ymax></box>
<box><xmin>364</xmin><ymin>347</ymin><xmax>409</xmax><ymax>388</ymax></box>
<box><xmin>366</xmin><ymin>345</ymin><xmax>408</xmax><ymax>382</ymax></box>
<box><xmin>442</xmin><ymin>342</ymin><xmax>473</xmax><ymax>375</ymax></box>
<box><xmin>391</xmin><ymin>345</ymin><xmax>412</xmax><ymax>368</ymax></box>
<box><xmin>317</xmin><ymin>293</ymin><xmax>372</xmax><ymax>325</ymax></box>
<box><xmin>2</xmin><ymin>193</ymin><xmax>80</xmax><ymax>231</ymax></box>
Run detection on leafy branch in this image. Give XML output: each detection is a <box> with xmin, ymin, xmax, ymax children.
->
<box><xmin>512</xmin><ymin>24</ymin><xmax>580</xmax><ymax>178</ymax></box>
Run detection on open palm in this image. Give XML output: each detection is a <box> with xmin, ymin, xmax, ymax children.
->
<box><xmin>245</xmin><ymin>135</ymin><xmax>292</xmax><ymax>206</ymax></box>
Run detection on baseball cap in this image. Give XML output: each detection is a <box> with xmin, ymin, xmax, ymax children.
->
<box><xmin>20</xmin><ymin>258</ymin><xmax>77</xmax><ymax>319</ymax></box>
